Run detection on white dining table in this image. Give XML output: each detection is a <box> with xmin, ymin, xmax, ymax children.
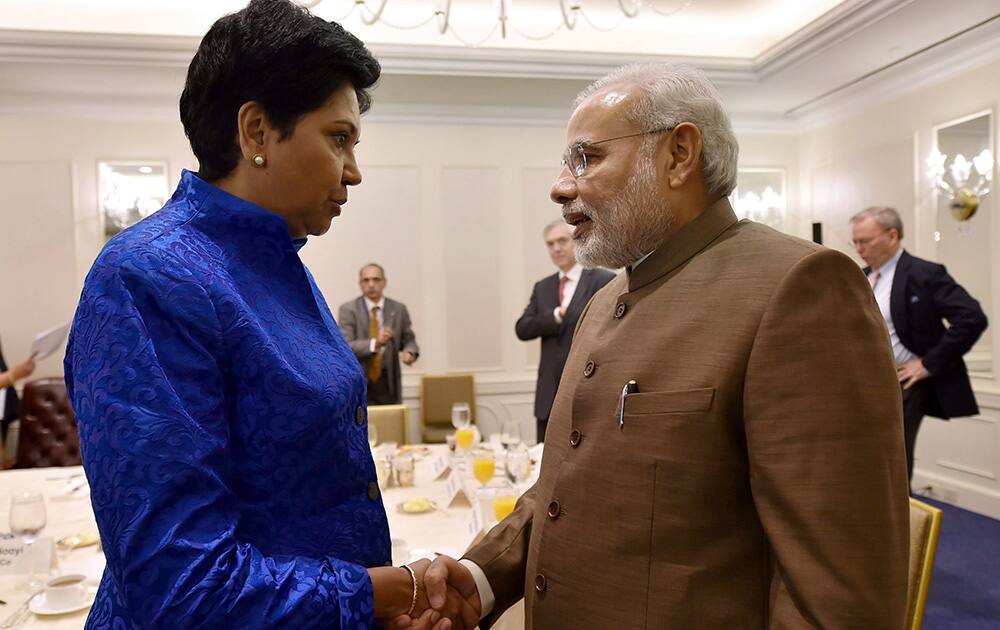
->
<box><xmin>0</xmin><ymin>444</ymin><xmax>527</xmax><ymax>629</ymax></box>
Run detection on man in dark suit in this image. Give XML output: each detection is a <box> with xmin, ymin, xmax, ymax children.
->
<box><xmin>851</xmin><ymin>206</ymin><xmax>988</xmax><ymax>481</ymax></box>
<box><xmin>338</xmin><ymin>263</ymin><xmax>420</xmax><ymax>405</ymax></box>
<box><xmin>1</xmin><ymin>337</ymin><xmax>36</xmax><ymax>441</ymax></box>
<box><xmin>516</xmin><ymin>221</ymin><xmax>614</xmax><ymax>442</ymax></box>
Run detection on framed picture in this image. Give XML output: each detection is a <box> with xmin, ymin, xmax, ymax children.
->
<box><xmin>98</xmin><ymin>161</ymin><xmax>169</xmax><ymax>238</ymax></box>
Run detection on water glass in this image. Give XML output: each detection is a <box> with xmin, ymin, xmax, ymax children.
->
<box><xmin>10</xmin><ymin>492</ymin><xmax>47</xmax><ymax>588</ymax></box>
<box><xmin>393</xmin><ymin>453</ymin><xmax>416</xmax><ymax>487</ymax></box>
<box><xmin>451</xmin><ymin>402</ymin><xmax>472</xmax><ymax>429</ymax></box>
<box><xmin>505</xmin><ymin>444</ymin><xmax>531</xmax><ymax>484</ymax></box>
<box><xmin>499</xmin><ymin>419</ymin><xmax>521</xmax><ymax>450</ymax></box>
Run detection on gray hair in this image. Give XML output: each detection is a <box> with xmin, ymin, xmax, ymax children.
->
<box><xmin>850</xmin><ymin>206</ymin><xmax>904</xmax><ymax>240</ymax></box>
<box><xmin>574</xmin><ymin>63</ymin><xmax>739</xmax><ymax>198</ymax></box>
<box><xmin>543</xmin><ymin>220</ymin><xmax>569</xmax><ymax>239</ymax></box>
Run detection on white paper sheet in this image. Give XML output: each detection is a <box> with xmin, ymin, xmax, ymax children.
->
<box><xmin>29</xmin><ymin>322</ymin><xmax>70</xmax><ymax>361</ymax></box>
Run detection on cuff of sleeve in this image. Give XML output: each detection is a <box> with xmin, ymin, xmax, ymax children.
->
<box><xmin>458</xmin><ymin>559</ymin><xmax>495</xmax><ymax>619</ymax></box>
<box><xmin>329</xmin><ymin>559</ymin><xmax>376</xmax><ymax>629</ymax></box>
<box><xmin>552</xmin><ymin>306</ymin><xmax>563</xmax><ymax>324</ymax></box>
<box><xmin>370</xmin><ymin>338</ymin><xmax>377</xmax><ymax>353</ymax></box>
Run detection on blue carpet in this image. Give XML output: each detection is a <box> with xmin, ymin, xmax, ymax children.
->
<box><xmin>919</xmin><ymin>497</ymin><xmax>1000</xmax><ymax>629</ymax></box>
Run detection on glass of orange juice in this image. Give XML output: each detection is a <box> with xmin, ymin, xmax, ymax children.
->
<box><xmin>472</xmin><ymin>448</ymin><xmax>495</xmax><ymax>487</ymax></box>
<box><xmin>493</xmin><ymin>482</ymin><xmax>517</xmax><ymax>522</ymax></box>
<box><xmin>455</xmin><ymin>427</ymin><xmax>475</xmax><ymax>453</ymax></box>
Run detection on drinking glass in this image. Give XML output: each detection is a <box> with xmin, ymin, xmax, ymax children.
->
<box><xmin>455</xmin><ymin>427</ymin><xmax>475</xmax><ymax>454</ymax></box>
<box><xmin>499</xmin><ymin>419</ymin><xmax>521</xmax><ymax>450</ymax></box>
<box><xmin>367</xmin><ymin>422</ymin><xmax>379</xmax><ymax>449</ymax></box>
<box><xmin>493</xmin><ymin>482</ymin><xmax>517</xmax><ymax>522</ymax></box>
<box><xmin>472</xmin><ymin>448</ymin><xmax>495</xmax><ymax>487</ymax></box>
<box><xmin>450</xmin><ymin>402</ymin><xmax>472</xmax><ymax>430</ymax></box>
<box><xmin>505</xmin><ymin>443</ymin><xmax>531</xmax><ymax>484</ymax></box>
<box><xmin>10</xmin><ymin>492</ymin><xmax>47</xmax><ymax>588</ymax></box>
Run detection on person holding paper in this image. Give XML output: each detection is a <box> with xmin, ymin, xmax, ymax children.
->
<box><xmin>0</xmin><ymin>337</ymin><xmax>35</xmax><ymax>441</ymax></box>
<box><xmin>64</xmin><ymin>2</ymin><xmax>470</xmax><ymax>628</ymax></box>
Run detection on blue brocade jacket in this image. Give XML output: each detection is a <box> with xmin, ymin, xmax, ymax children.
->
<box><xmin>64</xmin><ymin>171</ymin><xmax>391</xmax><ymax>629</ymax></box>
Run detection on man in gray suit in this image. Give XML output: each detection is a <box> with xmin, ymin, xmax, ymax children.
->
<box><xmin>338</xmin><ymin>263</ymin><xmax>420</xmax><ymax>405</ymax></box>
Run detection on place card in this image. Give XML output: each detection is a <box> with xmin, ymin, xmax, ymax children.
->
<box><xmin>0</xmin><ymin>533</ymin><xmax>56</xmax><ymax>575</ymax></box>
<box><xmin>430</xmin><ymin>453</ymin><xmax>451</xmax><ymax>480</ymax></box>
<box><xmin>442</xmin><ymin>469</ymin><xmax>471</xmax><ymax>508</ymax></box>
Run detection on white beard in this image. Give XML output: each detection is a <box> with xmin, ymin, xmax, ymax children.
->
<box><xmin>568</xmin><ymin>155</ymin><xmax>674</xmax><ymax>270</ymax></box>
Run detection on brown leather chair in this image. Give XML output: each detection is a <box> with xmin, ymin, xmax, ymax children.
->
<box><xmin>13</xmin><ymin>377</ymin><xmax>81</xmax><ymax>468</ymax></box>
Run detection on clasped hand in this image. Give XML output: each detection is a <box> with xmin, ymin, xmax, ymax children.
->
<box><xmin>380</xmin><ymin>556</ymin><xmax>481</xmax><ymax>630</ymax></box>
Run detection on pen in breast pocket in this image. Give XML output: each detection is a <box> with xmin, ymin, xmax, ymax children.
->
<box><xmin>618</xmin><ymin>380</ymin><xmax>639</xmax><ymax>431</ymax></box>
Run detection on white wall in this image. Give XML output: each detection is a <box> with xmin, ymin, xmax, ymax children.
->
<box><xmin>799</xmin><ymin>56</ymin><xmax>1000</xmax><ymax>518</ymax></box>
<box><xmin>0</xmin><ymin>106</ymin><xmax>798</xmax><ymax>445</ymax></box>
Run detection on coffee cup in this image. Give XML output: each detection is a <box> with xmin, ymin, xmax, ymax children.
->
<box><xmin>43</xmin><ymin>574</ymin><xmax>88</xmax><ymax>609</ymax></box>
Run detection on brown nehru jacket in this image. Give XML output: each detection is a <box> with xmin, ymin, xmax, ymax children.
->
<box><xmin>465</xmin><ymin>198</ymin><xmax>909</xmax><ymax>629</ymax></box>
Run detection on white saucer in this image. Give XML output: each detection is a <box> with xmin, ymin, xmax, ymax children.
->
<box><xmin>29</xmin><ymin>587</ymin><xmax>97</xmax><ymax>616</ymax></box>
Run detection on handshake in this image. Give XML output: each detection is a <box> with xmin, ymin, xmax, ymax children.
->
<box><xmin>375</xmin><ymin>555</ymin><xmax>483</xmax><ymax>630</ymax></box>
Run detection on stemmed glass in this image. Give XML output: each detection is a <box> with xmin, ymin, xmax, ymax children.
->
<box><xmin>499</xmin><ymin>419</ymin><xmax>521</xmax><ymax>450</ymax></box>
<box><xmin>450</xmin><ymin>403</ymin><xmax>471</xmax><ymax>430</ymax></box>
<box><xmin>472</xmin><ymin>448</ymin><xmax>496</xmax><ymax>488</ymax></box>
<box><xmin>9</xmin><ymin>492</ymin><xmax>47</xmax><ymax>588</ymax></box>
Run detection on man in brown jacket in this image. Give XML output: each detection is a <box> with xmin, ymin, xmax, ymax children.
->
<box><xmin>412</xmin><ymin>63</ymin><xmax>909</xmax><ymax>630</ymax></box>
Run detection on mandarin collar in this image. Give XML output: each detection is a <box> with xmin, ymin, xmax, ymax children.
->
<box><xmin>627</xmin><ymin>197</ymin><xmax>739</xmax><ymax>293</ymax></box>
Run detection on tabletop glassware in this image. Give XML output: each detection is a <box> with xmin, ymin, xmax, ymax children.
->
<box><xmin>367</xmin><ymin>422</ymin><xmax>379</xmax><ymax>449</ymax></box>
<box><xmin>450</xmin><ymin>402</ymin><xmax>471</xmax><ymax>430</ymax></box>
<box><xmin>499</xmin><ymin>419</ymin><xmax>521</xmax><ymax>450</ymax></box>
<box><xmin>455</xmin><ymin>427</ymin><xmax>475</xmax><ymax>454</ymax></box>
<box><xmin>472</xmin><ymin>448</ymin><xmax>495</xmax><ymax>487</ymax></box>
<box><xmin>493</xmin><ymin>481</ymin><xmax>517</xmax><ymax>523</ymax></box>
<box><xmin>9</xmin><ymin>491</ymin><xmax>47</xmax><ymax>589</ymax></box>
<box><xmin>505</xmin><ymin>443</ymin><xmax>531</xmax><ymax>484</ymax></box>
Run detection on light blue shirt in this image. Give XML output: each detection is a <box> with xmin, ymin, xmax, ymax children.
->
<box><xmin>871</xmin><ymin>247</ymin><xmax>918</xmax><ymax>366</ymax></box>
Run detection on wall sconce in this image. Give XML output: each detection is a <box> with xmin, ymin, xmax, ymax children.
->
<box><xmin>926</xmin><ymin>148</ymin><xmax>993</xmax><ymax>222</ymax></box>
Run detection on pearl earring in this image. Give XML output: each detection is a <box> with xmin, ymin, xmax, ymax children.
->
<box><xmin>252</xmin><ymin>154</ymin><xmax>266</xmax><ymax>167</ymax></box>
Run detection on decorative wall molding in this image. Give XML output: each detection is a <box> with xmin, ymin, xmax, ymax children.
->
<box><xmin>754</xmin><ymin>0</ymin><xmax>915</xmax><ymax>78</ymax></box>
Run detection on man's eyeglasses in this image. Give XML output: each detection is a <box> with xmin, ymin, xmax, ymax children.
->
<box><xmin>561</xmin><ymin>127</ymin><xmax>674</xmax><ymax>178</ymax></box>
<box><xmin>850</xmin><ymin>230</ymin><xmax>890</xmax><ymax>248</ymax></box>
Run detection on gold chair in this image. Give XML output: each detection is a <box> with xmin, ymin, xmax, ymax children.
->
<box><xmin>368</xmin><ymin>404</ymin><xmax>409</xmax><ymax>445</ymax></box>
<box><xmin>420</xmin><ymin>374</ymin><xmax>475</xmax><ymax>443</ymax></box>
<box><xmin>906</xmin><ymin>497</ymin><xmax>943</xmax><ymax>630</ymax></box>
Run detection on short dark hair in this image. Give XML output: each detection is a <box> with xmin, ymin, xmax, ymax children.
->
<box><xmin>180</xmin><ymin>0</ymin><xmax>381</xmax><ymax>181</ymax></box>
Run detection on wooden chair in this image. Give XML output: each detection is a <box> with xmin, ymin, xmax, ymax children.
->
<box><xmin>419</xmin><ymin>374</ymin><xmax>475</xmax><ymax>443</ymax></box>
<box><xmin>906</xmin><ymin>497</ymin><xmax>943</xmax><ymax>629</ymax></box>
<box><xmin>368</xmin><ymin>404</ymin><xmax>409</xmax><ymax>445</ymax></box>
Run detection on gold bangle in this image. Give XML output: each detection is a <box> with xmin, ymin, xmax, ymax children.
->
<box><xmin>402</xmin><ymin>564</ymin><xmax>418</xmax><ymax>617</ymax></box>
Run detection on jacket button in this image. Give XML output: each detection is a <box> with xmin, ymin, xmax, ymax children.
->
<box><xmin>534</xmin><ymin>573</ymin><xmax>547</xmax><ymax>593</ymax></box>
<box><xmin>614</xmin><ymin>303</ymin><xmax>627</xmax><ymax>319</ymax></box>
<box><xmin>355</xmin><ymin>406</ymin><xmax>365</xmax><ymax>426</ymax></box>
<box><xmin>569</xmin><ymin>430</ymin><xmax>582</xmax><ymax>447</ymax></box>
<box><xmin>547</xmin><ymin>501</ymin><xmax>561</xmax><ymax>519</ymax></box>
<box><xmin>367</xmin><ymin>481</ymin><xmax>380</xmax><ymax>501</ymax></box>
<box><xmin>583</xmin><ymin>361</ymin><xmax>595</xmax><ymax>377</ymax></box>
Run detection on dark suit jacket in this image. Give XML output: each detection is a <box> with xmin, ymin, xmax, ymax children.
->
<box><xmin>866</xmin><ymin>250</ymin><xmax>988</xmax><ymax>419</ymax></box>
<box><xmin>337</xmin><ymin>296</ymin><xmax>419</xmax><ymax>404</ymax></box>
<box><xmin>0</xmin><ymin>338</ymin><xmax>20</xmax><ymax>437</ymax></box>
<box><xmin>516</xmin><ymin>267</ymin><xmax>616</xmax><ymax>420</ymax></box>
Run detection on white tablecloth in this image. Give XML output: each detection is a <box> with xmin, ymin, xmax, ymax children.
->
<box><xmin>0</xmin><ymin>446</ymin><xmax>525</xmax><ymax>629</ymax></box>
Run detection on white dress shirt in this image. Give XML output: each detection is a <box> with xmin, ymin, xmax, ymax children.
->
<box><xmin>871</xmin><ymin>248</ymin><xmax>917</xmax><ymax>366</ymax></box>
<box><xmin>364</xmin><ymin>296</ymin><xmax>386</xmax><ymax>354</ymax></box>
<box><xmin>552</xmin><ymin>263</ymin><xmax>583</xmax><ymax>324</ymax></box>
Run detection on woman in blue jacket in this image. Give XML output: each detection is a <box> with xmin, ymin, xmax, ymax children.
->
<box><xmin>64</xmin><ymin>2</ymin><xmax>468</xmax><ymax>627</ymax></box>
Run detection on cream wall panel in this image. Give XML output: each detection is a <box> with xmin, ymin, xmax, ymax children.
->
<box><xmin>519</xmin><ymin>167</ymin><xmax>564</xmax><ymax>370</ymax></box>
<box><xmin>0</xmin><ymin>160</ymin><xmax>77</xmax><ymax>376</ymax></box>
<box><xmin>441</xmin><ymin>167</ymin><xmax>503</xmax><ymax>371</ymax></box>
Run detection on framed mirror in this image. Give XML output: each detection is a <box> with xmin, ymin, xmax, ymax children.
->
<box><xmin>931</xmin><ymin>112</ymin><xmax>993</xmax><ymax>373</ymax></box>
<box><xmin>731</xmin><ymin>168</ymin><xmax>786</xmax><ymax>231</ymax></box>
<box><xmin>98</xmin><ymin>161</ymin><xmax>169</xmax><ymax>239</ymax></box>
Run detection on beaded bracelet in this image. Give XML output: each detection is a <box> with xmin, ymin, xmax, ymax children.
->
<box><xmin>402</xmin><ymin>564</ymin><xmax>418</xmax><ymax>617</ymax></box>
